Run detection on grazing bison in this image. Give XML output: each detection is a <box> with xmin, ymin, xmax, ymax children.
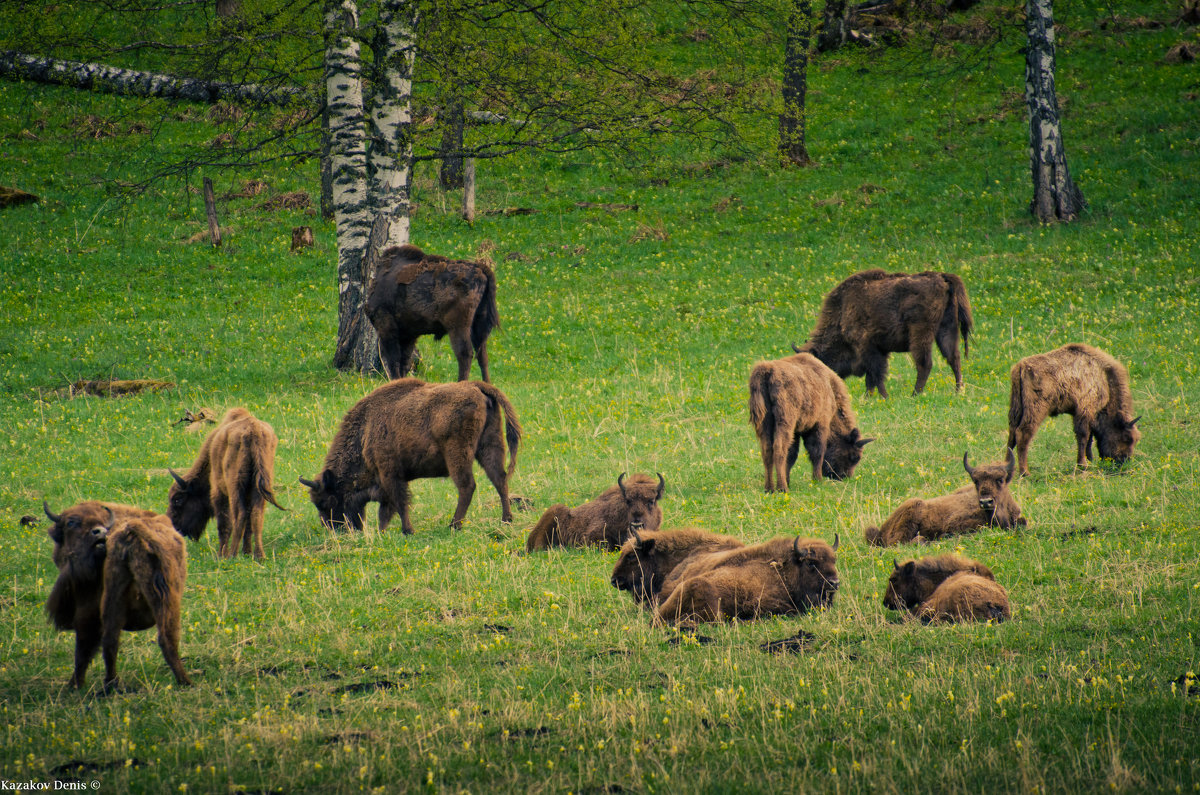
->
<box><xmin>167</xmin><ymin>407</ymin><xmax>284</xmax><ymax>560</ymax></box>
<box><xmin>525</xmin><ymin>473</ymin><xmax>664</xmax><ymax>552</ymax></box>
<box><xmin>43</xmin><ymin>501</ymin><xmax>190</xmax><ymax>689</ymax></box>
<box><xmin>864</xmin><ymin>451</ymin><xmax>1025</xmax><ymax>546</ymax></box>
<box><xmin>883</xmin><ymin>554</ymin><xmax>996</xmax><ymax>614</ymax></box>
<box><xmin>655</xmin><ymin>535</ymin><xmax>840</xmax><ymax>626</ymax></box>
<box><xmin>1007</xmin><ymin>343</ymin><xmax>1140</xmax><ymax>476</ymax></box>
<box><xmin>919</xmin><ymin>572</ymin><xmax>1011</xmax><ymax>623</ymax></box>
<box><xmin>794</xmin><ymin>269</ymin><xmax>973</xmax><ymax>397</ymax></box>
<box><xmin>749</xmin><ymin>352</ymin><xmax>873</xmax><ymax>491</ymax></box>
<box><xmin>366</xmin><ymin>244</ymin><xmax>499</xmax><ymax>382</ymax></box>
<box><xmin>610</xmin><ymin>527</ymin><xmax>745</xmax><ymax>605</ymax></box>
<box><xmin>301</xmin><ymin>378</ymin><xmax>520</xmax><ymax>534</ymax></box>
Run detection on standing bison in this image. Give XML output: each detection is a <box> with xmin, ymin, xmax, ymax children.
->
<box><xmin>1007</xmin><ymin>343</ymin><xmax>1140</xmax><ymax>476</ymax></box>
<box><xmin>864</xmin><ymin>451</ymin><xmax>1025</xmax><ymax>546</ymax></box>
<box><xmin>168</xmin><ymin>407</ymin><xmax>284</xmax><ymax>560</ymax></box>
<box><xmin>525</xmin><ymin>473</ymin><xmax>664</xmax><ymax>552</ymax></box>
<box><xmin>794</xmin><ymin>269</ymin><xmax>973</xmax><ymax>397</ymax></box>
<box><xmin>43</xmin><ymin>501</ymin><xmax>190</xmax><ymax>689</ymax></box>
<box><xmin>610</xmin><ymin>527</ymin><xmax>745</xmax><ymax>605</ymax></box>
<box><xmin>366</xmin><ymin>244</ymin><xmax>499</xmax><ymax>382</ymax></box>
<box><xmin>301</xmin><ymin>378</ymin><xmax>520</xmax><ymax>534</ymax></box>
<box><xmin>749</xmin><ymin>352</ymin><xmax>873</xmax><ymax>491</ymax></box>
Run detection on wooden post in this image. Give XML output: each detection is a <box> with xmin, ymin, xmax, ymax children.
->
<box><xmin>202</xmin><ymin>177</ymin><xmax>222</xmax><ymax>248</ymax></box>
<box><xmin>462</xmin><ymin>158</ymin><xmax>476</xmax><ymax>222</ymax></box>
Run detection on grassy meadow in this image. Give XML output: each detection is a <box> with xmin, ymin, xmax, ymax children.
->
<box><xmin>1</xmin><ymin>2</ymin><xmax>1199</xmax><ymax>792</ymax></box>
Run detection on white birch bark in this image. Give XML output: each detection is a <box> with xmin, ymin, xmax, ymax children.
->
<box><xmin>1024</xmin><ymin>0</ymin><xmax>1084</xmax><ymax>222</ymax></box>
<box><xmin>368</xmin><ymin>0</ymin><xmax>419</xmax><ymax>249</ymax></box>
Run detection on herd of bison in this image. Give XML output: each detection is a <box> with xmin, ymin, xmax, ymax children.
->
<box><xmin>40</xmin><ymin>245</ymin><xmax>1141</xmax><ymax>690</ymax></box>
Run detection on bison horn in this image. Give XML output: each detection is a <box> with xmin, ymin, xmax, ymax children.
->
<box><xmin>298</xmin><ymin>476</ymin><xmax>318</xmax><ymax>490</ymax></box>
<box><xmin>962</xmin><ymin>451</ymin><xmax>975</xmax><ymax>478</ymax></box>
<box><xmin>102</xmin><ymin>506</ymin><xmax>115</xmax><ymax>529</ymax></box>
<box><xmin>43</xmin><ymin>501</ymin><xmax>61</xmax><ymax>524</ymax></box>
<box><xmin>893</xmin><ymin>558</ymin><xmax>900</xmax><ymax>571</ymax></box>
<box><xmin>168</xmin><ymin>468</ymin><xmax>188</xmax><ymax>488</ymax></box>
<box><xmin>791</xmin><ymin>342</ymin><xmax>802</xmax><ymax>354</ymax></box>
<box><xmin>793</xmin><ymin>536</ymin><xmax>812</xmax><ymax>559</ymax></box>
<box><xmin>655</xmin><ymin>472</ymin><xmax>665</xmax><ymax>500</ymax></box>
<box><xmin>831</xmin><ymin>532</ymin><xmax>839</xmax><ymax>552</ymax></box>
<box><xmin>1004</xmin><ymin>448</ymin><xmax>1016</xmax><ymax>480</ymax></box>
<box><xmin>630</xmin><ymin>526</ymin><xmax>645</xmax><ymax>546</ymax></box>
<box><xmin>617</xmin><ymin>472</ymin><xmax>628</xmax><ymax>500</ymax></box>
<box><xmin>1130</xmin><ymin>415</ymin><xmax>1141</xmax><ymax>427</ymax></box>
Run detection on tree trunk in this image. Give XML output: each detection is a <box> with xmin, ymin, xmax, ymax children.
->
<box><xmin>320</xmin><ymin>101</ymin><xmax>334</xmax><ymax>221</ymax></box>
<box><xmin>816</xmin><ymin>0</ymin><xmax>851</xmax><ymax>52</ymax></box>
<box><xmin>462</xmin><ymin>158</ymin><xmax>476</xmax><ymax>222</ymax></box>
<box><xmin>1024</xmin><ymin>0</ymin><xmax>1084</xmax><ymax>222</ymax></box>
<box><xmin>779</xmin><ymin>0</ymin><xmax>812</xmax><ymax>167</ymax></box>
<box><xmin>202</xmin><ymin>177</ymin><xmax>222</xmax><ymax>248</ymax></box>
<box><xmin>216</xmin><ymin>0</ymin><xmax>240</xmax><ymax>18</ymax></box>
<box><xmin>438</xmin><ymin>100</ymin><xmax>466</xmax><ymax>189</ymax></box>
<box><xmin>325</xmin><ymin>0</ymin><xmax>380</xmax><ymax>372</ymax></box>
<box><xmin>366</xmin><ymin>0</ymin><xmax>419</xmax><ymax>249</ymax></box>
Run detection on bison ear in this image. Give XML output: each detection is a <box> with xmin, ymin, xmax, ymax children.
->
<box><xmin>902</xmin><ymin>561</ymin><xmax>916</xmax><ymax>576</ymax></box>
<box><xmin>320</xmin><ymin>470</ymin><xmax>338</xmax><ymax>492</ymax></box>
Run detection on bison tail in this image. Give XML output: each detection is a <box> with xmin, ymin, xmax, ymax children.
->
<box><xmin>525</xmin><ymin>505</ymin><xmax>568</xmax><ymax>552</ymax></box>
<box><xmin>1007</xmin><ymin>365</ymin><xmax>1026</xmax><ymax>434</ymax></box>
<box><xmin>472</xmin><ymin>268</ymin><xmax>500</xmax><ymax>350</ymax></box>
<box><xmin>476</xmin><ymin>382</ymin><xmax>522</xmax><ymax>477</ymax></box>
<box><xmin>863</xmin><ymin>525</ymin><xmax>884</xmax><ymax>547</ymax></box>
<box><xmin>747</xmin><ymin>366</ymin><xmax>772</xmax><ymax>435</ymax></box>
<box><xmin>944</xmin><ymin>273</ymin><xmax>973</xmax><ymax>358</ymax></box>
<box><xmin>247</xmin><ymin>441</ymin><xmax>285</xmax><ymax>512</ymax></box>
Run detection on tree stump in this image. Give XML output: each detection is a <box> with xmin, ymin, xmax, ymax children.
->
<box><xmin>291</xmin><ymin>226</ymin><xmax>315</xmax><ymax>251</ymax></box>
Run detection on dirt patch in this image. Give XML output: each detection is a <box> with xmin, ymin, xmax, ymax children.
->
<box><xmin>760</xmin><ymin>630</ymin><xmax>817</xmax><ymax>654</ymax></box>
<box><xmin>258</xmin><ymin>191</ymin><xmax>311</xmax><ymax>212</ymax></box>
<box><xmin>68</xmin><ymin>378</ymin><xmax>174</xmax><ymax>398</ymax></box>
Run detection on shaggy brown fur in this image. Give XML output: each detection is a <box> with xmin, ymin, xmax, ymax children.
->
<box><xmin>865</xmin><ymin>451</ymin><xmax>1025</xmax><ymax>546</ymax></box>
<box><xmin>919</xmin><ymin>572</ymin><xmax>1011</xmax><ymax>623</ymax></box>
<box><xmin>655</xmin><ymin>536</ymin><xmax>839</xmax><ymax>626</ymax></box>
<box><xmin>168</xmin><ymin>407</ymin><xmax>284</xmax><ymax>559</ymax></box>
<box><xmin>795</xmin><ymin>269</ymin><xmax>973</xmax><ymax>397</ymax></box>
<box><xmin>43</xmin><ymin>501</ymin><xmax>190</xmax><ymax>689</ymax></box>
<box><xmin>301</xmin><ymin>378</ymin><xmax>520</xmax><ymax>534</ymax></box>
<box><xmin>610</xmin><ymin>527</ymin><xmax>745</xmax><ymax>605</ymax></box>
<box><xmin>883</xmin><ymin>554</ymin><xmax>996</xmax><ymax>614</ymax></box>
<box><xmin>749</xmin><ymin>353</ymin><xmax>873</xmax><ymax>490</ymax></box>
<box><xmin>525</xmin><ymin>473</ymin><xmax>664</xmax><ymax>552</ymax></box>
<box><xmin>1007</xmin><ymin>343</ymin><xmax>1141</xmax><ymax>476</ymax></box>
<box><xmin>366</xmin><ymin>244</ymin><xmax>500</xmax><ymax>382</ymax></box>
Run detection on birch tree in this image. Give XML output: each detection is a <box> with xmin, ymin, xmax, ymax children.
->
<box><xmin>1024</xmin><ymin>0</ymin><xmax>1084</xmax><ymax>222</ymax></box>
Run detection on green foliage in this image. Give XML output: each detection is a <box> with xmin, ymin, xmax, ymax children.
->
<box><xmin>1</xmin><ymin>1</ymin><xmax>1198</xmax><ymax>791</ymax></box>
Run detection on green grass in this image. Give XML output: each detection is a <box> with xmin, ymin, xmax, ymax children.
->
<box><xmin>2</xmin><ymin>3</ymin><xmax>1199</xmax><ymax>792</ymax></box>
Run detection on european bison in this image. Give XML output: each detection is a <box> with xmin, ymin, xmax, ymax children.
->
<box><xmin>864</xmin><ymin>451</ymin><xmax>1025</xmax><ymax>546</ymax></box>
<box><xmin>883</xmin><ymin>553</ymin><xmax>996</xmax><ymax>614</ymax></box>
<box><xmin>43</xmin><ymin>501</ymin><xmax>190</xmax><ymax>689</ymax></box>
<box><xmin>168</xmin><ymin>407</ymin><xmax>284</xmax><ymax>560</ymax></box>
<box><xmin>655</xmin><ymin>535</ymin><xmax>840</xmax><ymax>626</ymax></box>
<box><xmin>749</xmin><ymin>352</ymin><xmax>873</xmax><ymax>491</ymax></box>
<box><xmin>794</xmin><ymin>269</ymin><xmax>973</xmax><ymax>397</ymax></box>
<box><xmin>1007</xmin><ymin>343</ymin><xmax>1141</xmax><ymax>476</ymax></box>
<box><xmin>366</xmin><ymin>244</ymin><xmax>499</xmax><ymax>382</ymax></box>
<box><xmin>610</xmin><ymin>527</ymin><xmax>745</xmax><ymax>605</ymax></box>
<box><xmin>301</xmin><ymin>378</ymin><xmax>520</xmax><ymax>534</ymax></box>
<box><xmin>525</xmin><ymin>473</ymin><xmax>664</xmax><ymax>552</ymax></box>
<box><xmin>919</xmin><ymin>572</ymin><xmax>1011</xmax><ymax>623</ymax></box>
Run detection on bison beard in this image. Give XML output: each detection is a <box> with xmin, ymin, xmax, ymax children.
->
<box><xmin>525</xmin><ymin>472</ymin><xmax>665</xmax><ymax>552</ymax></box>
<box><xmin>795</xmin><ymin>269</ymin><xmax>973</xmax><ymax>397</ymax></box>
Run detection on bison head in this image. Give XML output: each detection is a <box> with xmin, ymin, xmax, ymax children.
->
<box><xmin>963</xmin><ymin>450</ymin><xmax>1015</xmax><ymax>516</ymax></box>
<box><xmin>166</xmin><ymin>469</ymin><xmax>210</xmax><ymax>541</ymax></box>
<box><xmin>822</xmin><ymin>429</ymin><xmax>874</xmax><ymax>480</ymax></box>
<box><xmin>300</xmin><ymin>470</ymin><xmax>360</xmax><ymax>531</ymax></box>
<box><xmin>617</xmin><ymin>472</ymin><xmax>665</xmax><ymax>535</ymax></box>
<box><xmin>1094</xmin><ymin>413</ymin><xmax>1141</xmax><ymax>467</ymax></box>
<box><xmin>788</xmin><ymin>534</ymin><xmax>840</xmax><ymax>610</ymax></box>
<box><xmin>610</xmin><ymin>528</ymin><xmax>659</xmax><ymax>604</ymax></box>
<box><xmin>44</xmin><ymin>501</ymin><xmax>113</xmax><ymax>581</ymax></box>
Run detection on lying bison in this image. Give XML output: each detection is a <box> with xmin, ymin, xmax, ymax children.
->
<box><xmin>655</xmin><ymin>535</ymin><xmax>840</xmax><ymax>626</ymax></box>
<box><xmin>525</xmin><ymin>473</ymin><xmax>664</xmax><ymax>552</ymax></box>
<box><xmin>610</xmin><ymin>527</ymin><xmax>745</xmax><ymax>605</ymax></box>
<box><xmin>794</xmin><ymin>269</ymin><xmax>973</xmax><ymax>397</ymax></box>
<box><xmin>1007</xmin><ymin>343</ymin><xmax>1140</xmax><ymax>476</ymax></box>
<box><xmin>749</xmin><ymin>352</ymin><xmax>873</xmax><ymax>490</ymax></box>
<box><xmin>168</xmin><ymin>407</ymin><xmax>284</xmax><ymax>559</ymax></box>
<box><xmin>920</xmin><ymin>572</ymin><xmax>1011</xmax><ymax>623</ymax></box>
<box><xmin>864</xmin><ymin>451</ymin><xmax>1025</xmax><ymax>546</ymax></box>
<box><xmin>43</xmin><ymin>501</ymin><xmax>190</xmax><ymax>689</ymax></box>
<box><xmin>301</xmin><ymin>378</ymin><xmax>520</xmax><ymax>534</ymax></box>
<box><xmin>366</xmin><ymin>244</ymin><xmax>499</xmax><ymax>382</ymax></box>
<box><xmin>883</xmin><ymin>554</ymin><xmax>996</xmax><ymax>615</ymax></box>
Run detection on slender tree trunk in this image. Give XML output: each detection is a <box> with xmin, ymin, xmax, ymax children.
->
<box><xmin>367</xmin><ymin>0</ymin><xmax>419</xmax><ymax>248</ymax></box>
<box><xmin>779</xmin><ymin>0</ymin><xmax>812</xmax><ymax>167</ymax></box>
<box><xmin>816</xmin><ymin>0</ymin><xmax>851</xmax><ymax>53</ymax></box>
<box><xmin>1024</xmin><ymin>0</ymin><xmax>1084</xmax><ymax>222</ymax></box>
<box><xmin>438</xmin><ymin>100</ymin><xmax>466</xmax><ymax>189</ymax></box>
<box><xmin>320</xmin><ymin>101</ymin><xmax>334</xmax><ymax>221</ymax></box>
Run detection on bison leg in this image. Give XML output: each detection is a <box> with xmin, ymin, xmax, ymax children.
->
<box><xmin>71</xmin><ymin>620</ymin><xmax>102</xmax><ymax>689</ymax></box>
<box><xmin>378</xmin><ymin>335</ymin><xmax>412</xmax><ymax>380</ymax></box>
<box><xmin>225</xmin><ymin>501</ymin><xmax>248</xmax><ymax>559</ymax></box>
<box><xmin>100</xmin><ymin>574</ymin><xmax>133</xmax><ymax>688</ymax></box>
<box><xmin>378</xmin><ymin>479</ymin><xmax>414</xmax><ymax>535</ymax></box>
<box><xmin>447</xmin><ymin>465</ymin><xmax>477</xmax><ymax>530</ymax></box>
<box><xmin>476</xmin><ymin>441</ymin><xmax>513</xmax><ymax>523</ymax></box>
<box><xmin>1009</xmin><ymin>418</ymin><xmax>1041</xmax><ymax>477</ymax></box>
<box><xmin>769</xmin><ymin>427</ymin><xmax>794</xmax><ymax>492</ymax></box>
<box><xmin>377</xmin><ymin>501</ymin><xmax>396</xmax><ymax>531</ymax></box>
<box><xmin>1072</xmin><ymin>414</ymin><xmax>1093</xmax><ymax>470</ymax></box>
<box><xmin>213</xmin><ymin>494</ymin><xmax>232</xmax><ymax>557</ymax></box>
<box><xmin>935</xmin><ymin>325</ymin><xmax>963</xmax><ymax>391</ymax></box>
<box><xmin>909</xmin><ymin>341</ymin><xmax>934</xmax><ymax>395</ymax></box>
<box><xmin>248</xmin><ymin>503</ymin><xmax>265</xmax><ymax>560</ymax></box>
<box><xmin>153</xmin><ymin>592</ymin><xmax>191</xmax><ymax>686</ymax></box>
<box><xmin>475</xmin><ymin>340</ymin><xmax>491</xmax><ymax>383</ymax></box>
<box><xmin>802</xmin><ymin>431</ymin><xmax>827</xmax><ymax>482</ymax></box>
<box><xmin>758</xmin><ymin>432</ymin><xmax>776</xmax><ymax>493</ymax></box>
<box><xmin>864</xmin><ymin>351</ymin><xmax>890</xmax><ymax>398</ymax></box>
<box><xmin>448</xmin><ymin>328</ymin><xmax>475</xmax><ymax>382</ymax></box>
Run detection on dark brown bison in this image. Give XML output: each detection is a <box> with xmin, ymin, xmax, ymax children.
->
<box><xmin>749</xmin><ymin>352</ymin><xmax>873</xmax><ymax>490</ymax></box>
<box><xmin>366</xmin><ymin>244</ymin><xmax>499</xmax><ymax>382</ymax></box>
<box><xmin>1007</xmin><ymin>343</ymin><xmax>1141</xmax><ymax>476</ymax></box>
<box><xmin>794</xmin><ymin>269</ymin><xmax>973</xmax><ymax>397</ymax></box>
<box><xmin>167</xmin><ymin>407</ymin><xmax>284</xmax><ymax>559</ymax></box>
<box><xmin>883</xmin><ymin>554</ymin><xmax>996</xmax><ymax>614</ymax></box>
<box><xmin>610</xmin><ymin>527</ymin><xmax>745</xmax><ymax>605</ymax></box>
<box><xmin>525</xmin><ymin>473</ymin><xmax>664</xmax><ymax>552</ymax></box>
<box><xmin>301</xmin><ymin>378</ymin><xmax>520</xmax><ymax>534</ymax></box>
<box><xmin>919</xmin><ymin>572</ymin><xmax>1011</xmax><ymax>623</ymax></box>
<box><xmin>655</xmin><ymin>535</ymin><xmax>840</xmax><ymax>626</ymax></box>
<box><xmin>43</xmin><ymin>501</ymin><xmax>190</xmax><ymax>689</ymax></box>
<box><xmin>865</xmin><ymin>451</ymin><xmax>1025</xmax><ymax>546</ymax></box>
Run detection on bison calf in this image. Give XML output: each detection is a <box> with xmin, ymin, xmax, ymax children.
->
<box><xmin>1007</xmin><ymin>343</ymin><xmax>1141</xmax><ymax>476</ymax></box>
<box><xmin>864</xmin><ymin>451</ymin><xmax>1025</xmax><ymax>546</ymax></box>
<box><xmin>610</xmin><ymin>527</ymin><xmax>745</xmax><ymax>605</ymax></box>
<box><xmin>168</xmin><ymin>407</ymin><xmax>284</xmax><ymax>559</ymax></box>
<box><xmin>795</xmin><ymin>269</ymin><xmax>973</xmax><ymax>397</ymax></box>
<box><xmin>43</xmin><ymin>501</ymin><xmax>190</xmax><ymax>689</ymax></box>
<box><xmin>525</xmin><ymin>473</ymin><xmax>664</xmax><ymax>552</ymax></box>
<box><xmin>919</xmin><ymin>573</ymin><xmax>1011</xmax><ymax>623</ymax></box>
<box><xmin>655</xmin><ymin>535</ymin><xmax>840</xmax><ymax>627</ymax></box>
<box><xmin>366</xmin><ymin>244</ymin><xmax>499</xmax><ymax>381</ymax></box>
<box><xmin>749</xmin><ymin>352</ymin><xmax>873</xmax><ymax>491</ymax></box>
<box><xmin>301</xmin><ymin>378</ymin><xmax>520</xmax><ymax>534</ymax></box>
<box><xmin>883</xmin><ymin>554</ymin><xmax>996</xmax><ymax>614</ymax></box>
